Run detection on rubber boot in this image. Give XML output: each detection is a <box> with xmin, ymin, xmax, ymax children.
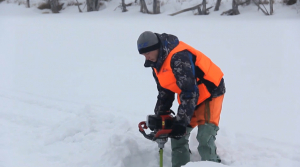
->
<box><xmin>171</xmin><ymin>127</ymin><xmax>193</xmax><ymax>167</ymax></box>
<box><xmin>197</xmin><ymin>123</ymin><xmax>221</xmax><ymax>163</ymax></box>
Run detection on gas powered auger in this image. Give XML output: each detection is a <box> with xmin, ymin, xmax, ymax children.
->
<box><xmin>138</xmin><ymin>114</ymin><xmax>175</xmax><ymax>167</ymax></box>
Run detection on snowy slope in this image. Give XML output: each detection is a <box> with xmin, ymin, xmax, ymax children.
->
<box><xmin>0</xmin><ymin>2</ymin><xmax>300</xmax><ymax>167</ymax></box>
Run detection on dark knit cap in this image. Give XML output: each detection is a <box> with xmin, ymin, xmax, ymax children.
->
<box><xmin>137</xmin><ymin>31</ymin><xmax>160</xmax><ymax>54</ymax></box>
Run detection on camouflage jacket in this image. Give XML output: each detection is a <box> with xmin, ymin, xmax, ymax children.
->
<box><xmin>144</xmin><ymin>33</ymin><xmax>225</xmax><ymax>127</ymax></box>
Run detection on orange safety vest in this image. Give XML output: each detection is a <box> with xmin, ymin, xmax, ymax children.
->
<box><xmin>153</xmin><ymin>41</ymin><xmax>224</xmax><ymax>105</ymax></box>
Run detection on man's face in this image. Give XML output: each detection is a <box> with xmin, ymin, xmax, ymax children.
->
<box><xmin>141</xmin><ymin>49</ymin><xmax>159</xmax><ymax>62</ymax></box>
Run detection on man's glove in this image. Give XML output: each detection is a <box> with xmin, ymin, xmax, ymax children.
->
<box><xmin>169</xmin><ymin>122</ymin><xmax>186</xmax><ymax>140</ymax></box>
<box><xmin>156</xmin><ymin>109</ymin><xmax>176</xmax><ymax>116</ymax></box>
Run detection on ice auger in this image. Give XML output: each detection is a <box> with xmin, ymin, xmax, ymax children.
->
<box><xmin>138</xmin><ymin>114</ymin><xmax>175</xmax><ymax>167</ymax></box>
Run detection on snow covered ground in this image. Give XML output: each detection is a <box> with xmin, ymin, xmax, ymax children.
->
<box><xmin>0</xmin><ymin>1</ymin><xmax>300</xmax><ymax>167</ymax></box>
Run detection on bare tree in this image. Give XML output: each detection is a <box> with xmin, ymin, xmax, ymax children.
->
<box><xmin>27</xmin><ymin>0</ymin><xmax>30</xmax><ymax>8</ymax></box>
<box><xmin>201</xmin><ymin>0</ymin><xmax>208</xmax><ymax>15</ymax></box>
<box><xmin>232</xmin><ymin>0</ymin><xmax>240</xmax><ymax>15</ymax></box>
<box><xmin>253</xmin><ymin>0</ymin><xmax>271</xmax><ymax>15</ymax></box>
<box><xmin>221</xmin><ymin>0</ymin><xmax>250</xmax><ymax>15</ymax></box>
<box><xmin>121</xmin><ymin>0</ymin><xmax>128</xmax><ymax>12</ymax></box>
<box><xmin>195</xmin><ymin>0</ymin><xmax>212</xmax><ymax>15</ymax></box>
<box><xmin>86</xmin><ymin>0</ymin><xmax>100</xmax><ymax>12</ymax></box>
<box><xmin>114</xmin><ymin>1</ymin><xmax>134</xmax><ymax>12</ymax></box>
<box><xmin>270</xmin><ymin>0</ymin><xmax>273</xmax><ymax>15</ymax></box>
<box><xmin>153</xmin><ymin>0</ymin><xmax>160</xmax><ymax>14</ymax></box>
<box><xmin>214</xmin><ymin>0</ymin><xmax>221</xmax><ymax>11</ymax></box>
<box><xmin>75</xmin><ymin>0</ymin><xmax>83</xmax><ymax>12</ymax></box>
<box><xmin>140</xmin><ymin>0</ymin><xmax>151</xmax><ymax>13</ymax></box>
<box><xmin>50</xmin><ymin>0</ymin><xmax>60</xmax><ymax>13</ymax></box>
<box><xmin>245</xmin><ymin>0</ymin><xmax>251</xmax><ymax>5</ymax></box>
<box><xmin>139</xmin><ymin>0</ymin><xmax>160</xmax><ymax>14</ymax></box>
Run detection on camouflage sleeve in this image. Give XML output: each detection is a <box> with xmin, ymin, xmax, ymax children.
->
<box><xmin>171</xmin><ymin>51</ymin><xmax>199</xmax><ymax>126</ymax></box>
<box><xmin>152</xmin><ymin>69</ymin><xmax>175</xmax><ymax>115</ymax></box>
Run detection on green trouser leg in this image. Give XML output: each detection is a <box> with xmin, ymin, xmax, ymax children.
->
<box><xmin>197</xmin><ymin>123</ymin><xmax>221</xmax><ymax>163</ymax></box>
<box><xmin>171</xmin><ymin>127</ymin><xmax>193</xmax><ymax>167</ymax></box>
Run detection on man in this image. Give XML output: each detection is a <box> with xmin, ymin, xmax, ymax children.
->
<box><xmin>137</xmin><ymin>31</ymin><xmax>225</xmax><ymax>167</ymax></box>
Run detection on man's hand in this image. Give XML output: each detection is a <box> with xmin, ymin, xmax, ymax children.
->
<box><xmin>169</xmin><ymin>122</ymin><xmax>186</xmax><ymax>140</ymax></box>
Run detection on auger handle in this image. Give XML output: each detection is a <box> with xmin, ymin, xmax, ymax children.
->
<box><xmin>138</xmin><ymin>121</ymin><xmax>155</xmax><ymax>140</ymax></box>
<box><xmin>138</xmin><ymin>121</ymin><xmax>148</xmax><ymax>132</ymax></box>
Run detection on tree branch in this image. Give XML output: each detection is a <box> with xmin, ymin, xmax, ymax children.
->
<box><xmin>114</xmin><ymin>2</ymin><xmax>133</xmax><ymax>11</ymax></box>
<box><xmin>169</xmin><ymin>4</ymin><xmax>202</xmax><ymax>16</ymax></box>
<box><xmin>75</xmin><ymin>0</ymin><xmax>82</xmax><ymax>12</ymax></box>
<box><xmin>253</xmin><ymin>0</ymin><xmax>269</xmax><ymax>15</ymax></box>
